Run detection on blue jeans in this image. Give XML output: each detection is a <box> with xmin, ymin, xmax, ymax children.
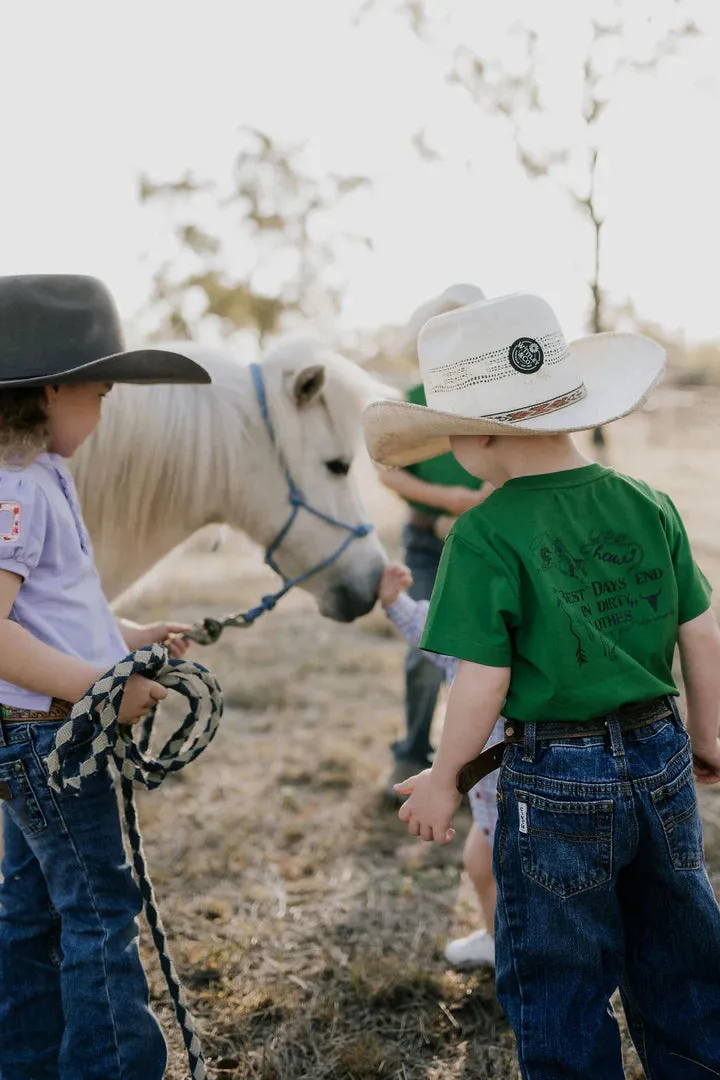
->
<box><xmin>0</xmin><ymin>719</ymin><xmax>166</xmax><ymax>1080</ymax></box>
<box><xmin>494</xmin><ymin>702</ymin><xmax>720</xmax><ymax>1078</ymax></box>
<box><xmin>393</xmin><ymin>523</ymin><xmax>445</xmax><ymax>766</ymax></box>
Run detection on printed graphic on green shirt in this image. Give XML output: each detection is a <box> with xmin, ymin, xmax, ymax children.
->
<box><xmin>420</xmin><ymin>465</ymin><xmax>712</xmax><ymax>722</ymax></box>
<box><xmin>532</xmin><ymin>528</ymin><xmax>673</xmax><ymax>669</ymax></box>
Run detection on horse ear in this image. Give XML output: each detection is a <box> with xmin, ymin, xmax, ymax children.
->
<box><xmin>291</xmin><ymin>364</ymin><xmax>326</xmax><ymax>408</ymax></box>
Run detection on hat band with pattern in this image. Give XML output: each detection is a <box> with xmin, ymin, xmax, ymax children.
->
<box><xmin>480</xmin><ymin>383</ymin><xmax>587</xmax><ymax>425</ymax></box>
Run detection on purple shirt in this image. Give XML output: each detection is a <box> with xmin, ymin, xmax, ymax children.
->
<box><xmin>384</xmin><ymin>592</ymin><xmax>506</xmax><ymax>771</ymax></box>
<box><xmin>0</xmin><ymin>453</ymin><xmax>127</xmax><ymax>710</ymax></box>
<box><xmin>386</xmin><ymin>594</ymin><xmax>458</xmax><ymax>680</ymax></box>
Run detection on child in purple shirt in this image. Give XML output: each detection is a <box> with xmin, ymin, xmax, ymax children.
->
<box><xmin>0</xmin><ymin>275</ymin><xmax>210</xmax><ymax>1080</ymax></box>
<box><xmin>380</xmin><ymin>563</ymin><xmax>503</xmax><ymax>970</ymax></box>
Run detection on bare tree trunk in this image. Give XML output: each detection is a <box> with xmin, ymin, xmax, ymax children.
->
<box><xmin>586</xmin><ymin>149</ymin><xmax>607</xmax><ymax>460</ymax></box>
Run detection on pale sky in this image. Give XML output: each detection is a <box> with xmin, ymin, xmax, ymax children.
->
<box><xmin>0</xmin><ymin>0</ymin><xmax>718</xmax><ymax>348</ymax></box>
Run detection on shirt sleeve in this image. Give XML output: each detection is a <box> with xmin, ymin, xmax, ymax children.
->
<box><xmin>385</xmin><ymin>593</ymin><xmax>428</xmax><ymax>648</ymax></box>
<box><xmin>420</xmin><ymin>531</ymin><xmax>519</xmax><ymax>667</ymax></box>
<box><xmin>0</xmin><ymin>473</ymin><xmax>49</xmax><ymax>580</ymax></box>
<box><xmin>658</xmin><ymin>491</ymin><xmax>711</xmax><ymax>624</ymax></box>
<box><xmin>384</xmin><ymin>594</ymin><xmax>458</xmax><ymax>680</ymax></box>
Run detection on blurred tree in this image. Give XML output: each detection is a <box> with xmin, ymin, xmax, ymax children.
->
<box><xmin>139</xmin><ymin>128</ymin><xmax>371</xmax><ymax>345</ymax></box>
<box><xmin>606</xmin><ymin>298</ymin><xmax>720</xmax><ymax>384</ymax></box>
<box><xmin>361</xmin><ymin>0</ymin><xmax>700</xmax><ymax>451</ymax></box>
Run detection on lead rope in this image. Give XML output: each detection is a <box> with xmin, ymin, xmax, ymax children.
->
<box><xmin>46</xmin><ymin>643</ymin><xmax>223</xmax><ymax>1080</ymax></box>
<box><xmin>183</xmin><ymin>515</ymin><xmax>371</xmax><ymax>645</ymax></box>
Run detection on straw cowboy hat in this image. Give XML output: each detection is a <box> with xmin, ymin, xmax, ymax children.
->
<box><xmin>365</xmin><ymin>291</ymin><xmax>665</xmax><ymax>467</ymax></box>
<box><xmin>0</xmin><ymin>275</ymin><xmax>210</xmax><ymax>388</ymax></box>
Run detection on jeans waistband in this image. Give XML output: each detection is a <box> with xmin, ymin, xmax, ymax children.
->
<box><xmin>504</xmin><ymin>696</ymin><xmax>675</xmax><ymax>743</ymax></box>
<box><xmin>456</xmin><ymin>697</ymin><xmax>677</xmax><ymax>795</ymax></box>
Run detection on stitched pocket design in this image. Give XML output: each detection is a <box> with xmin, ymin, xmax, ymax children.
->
<box><xmin>517</xmin><ymin>790</ymin><xmax>613</xmax><ymax>898</ymax></box>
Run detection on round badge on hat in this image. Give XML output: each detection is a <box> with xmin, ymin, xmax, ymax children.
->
<box><xmin>509</xmin><ymin>338</ymin><xmax>544</xmax><ymax>374</ymax></box>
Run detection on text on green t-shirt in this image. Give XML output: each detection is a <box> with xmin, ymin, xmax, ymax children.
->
<box><xmin>421</xmin><ymin>464</ymin><xmax>711</xmax><ymax>722</ymax></box>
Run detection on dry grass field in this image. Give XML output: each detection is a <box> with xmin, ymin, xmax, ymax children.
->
<box><xmin>8</xmin><ymin>384</ymin><xmax>720</xmax><ymax>1079</ymax></box>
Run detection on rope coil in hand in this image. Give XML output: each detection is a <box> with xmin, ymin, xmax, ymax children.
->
<box><xmin>47</xmin><ymin>643</ymin><xmax>224</xmax><ymax>1080</ymax></box>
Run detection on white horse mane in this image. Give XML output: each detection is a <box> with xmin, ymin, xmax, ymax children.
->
<box><xmin>72</xmin><ymin>338</ymin><xmax>396</xmax><ymax>603</ymax></box>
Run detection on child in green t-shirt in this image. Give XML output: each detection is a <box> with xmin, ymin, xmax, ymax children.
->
<box><xmin>364</xmin><ymin>291</ymin><xmax>720</xmax><ymax>1079</ymax></box>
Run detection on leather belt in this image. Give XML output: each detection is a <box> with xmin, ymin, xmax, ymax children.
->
<box><xmin>0</xmin><ymin>698</ymin><xmax>73</xmax><ymax>723</ymax></box>
<box><xmin>0</xmin><ymin>699</ymin><xmax>74</xmax><ymax>801</ymax></box>
<box><xmin>456</xmin><ymin>696</ymin><xmax>675</xmax><ymax>795</ymax></box>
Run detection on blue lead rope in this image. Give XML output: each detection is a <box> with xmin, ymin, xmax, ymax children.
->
<box><xmin>186</xmin><ymin>362</ymin><xmax>373</xmax><ymax>645</ymax></box>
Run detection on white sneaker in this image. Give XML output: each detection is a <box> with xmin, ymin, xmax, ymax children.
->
<box><xmin>444</xmin><ymin>929</ymin><xmax>495</xmax><ymax>969</ymax></box>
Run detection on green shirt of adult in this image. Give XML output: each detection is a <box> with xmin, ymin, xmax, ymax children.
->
<box><xmin>402</xmin><ymin>384</ymin><xmax>484</xmax><ymax>516</ymax></box>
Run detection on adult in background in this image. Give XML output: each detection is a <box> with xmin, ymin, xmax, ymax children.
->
<box><xmin>379</xmin><ymin>284</ymin><xmax>493</xmax><ymax>798</ymax></box>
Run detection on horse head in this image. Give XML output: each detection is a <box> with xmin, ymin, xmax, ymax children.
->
<box><xmin>228</xmin><ymin>338</ymin><xmax>392</xmax><ymax>622</ymax></box>
<box><xmin>72</xmin><ymin>339</ymin><xmax>395</xmax><ymax>622</ymax></box>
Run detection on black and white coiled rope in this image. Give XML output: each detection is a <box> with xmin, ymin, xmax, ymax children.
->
<box><xmin>47</xmin><ymin>643</ymin><xmax>223</xmax><ymax>1080</ymax></box>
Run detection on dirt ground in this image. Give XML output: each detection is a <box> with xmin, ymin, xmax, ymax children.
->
<box><xmin>15</xmin><ymin>384</ymin><xmax>720</xmax><ymax>1079</ymax></box>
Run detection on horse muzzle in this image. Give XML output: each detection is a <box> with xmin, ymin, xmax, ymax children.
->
<box><xmin>318</xmin><ymin>562</ymin><xmax>385</xmax><ymax>622</ymax></box>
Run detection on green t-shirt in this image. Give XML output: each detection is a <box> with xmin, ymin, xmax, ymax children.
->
<box><xmin>403</xmin><ymin>384</ymin><xmax>483</xmax><ymax>516</ymax></box>
<box><xmin>421</xmin><ymin>464</ymin><xmax>712</xmax><ymax>722</ymax></box>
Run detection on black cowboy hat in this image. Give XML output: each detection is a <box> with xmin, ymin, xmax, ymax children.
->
<box><xmin>0</xmin><ymin>275</ymin><xmax>210</xmax><ymax>388</ymax></box>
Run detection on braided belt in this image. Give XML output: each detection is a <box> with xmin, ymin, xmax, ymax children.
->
<box><xmin>46</xmin><ymin>644</ymin><xmax>223</xmax><ymax>1080</ymax></box>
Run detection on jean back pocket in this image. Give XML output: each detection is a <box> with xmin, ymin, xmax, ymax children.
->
<box><xmin>517</xmin><ymin>790</ymin><xmax>613</xmax><ymax>898</ymax></box>
<box><xmin>651</xmin><ymin>761</ymin><xmax>704</xmax><ymax>871</ymax></box>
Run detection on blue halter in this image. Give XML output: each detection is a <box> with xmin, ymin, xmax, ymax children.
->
<box><xmin>186</xmin><ymin>362</ymin><xmax>374</xmax><ymax>644</ymax></box>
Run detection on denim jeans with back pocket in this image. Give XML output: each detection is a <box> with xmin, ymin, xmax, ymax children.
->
<box><xmin>0</xmin><ymin>718</ymin><xmax>166</xmax><ymax>1080</ymax></box>
<box><xmin>494</xmin><ymin>700</ymin><xmax>720</xmax><ymax>1079</ymax></box>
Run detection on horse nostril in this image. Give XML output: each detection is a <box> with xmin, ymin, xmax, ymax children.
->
<box><xmin>327</xmin><ymin>583</ymin><xmax>377</xmax><ymax>622</ymax></box>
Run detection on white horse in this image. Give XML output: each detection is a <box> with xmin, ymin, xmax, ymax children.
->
<box><xmin>71</xmin><ymin>340</ymin><xmax>395</xmax><ymax>622</ymax></box>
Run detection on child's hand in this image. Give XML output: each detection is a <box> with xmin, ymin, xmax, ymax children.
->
<box><xmin>395</xmin><ymin>768</ymin><xmax>461</xmax><ymax>845</ymax></box>
<box><xmin>692</xmin><ymin>738</ymin><xmax>720</xmax><ymax>784</ymax></box>
<box><xmin>123</xmin><ymin>622</ymin><xmax>192</xmax><ymax>659</ymax></box>
<box><xmin>379</xmin><ymin>564</ymin><xmax>413</xmax><ymax>606</ymax></box>
<box><xmin>117</xmin><ymin>675</ymin><xmax>168</xmax><ymax>725</ymax></box>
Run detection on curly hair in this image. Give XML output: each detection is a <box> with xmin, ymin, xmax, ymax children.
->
<box><xmin>0</xmin><ymin>387</ymin><xmax>50</xmax><ymax>464</ymax></box>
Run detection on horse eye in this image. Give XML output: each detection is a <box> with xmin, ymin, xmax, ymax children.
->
<box><xmin>325</xmin><ymin>458</ymin><xmax>351</xmax><ymax>477</ymax></box>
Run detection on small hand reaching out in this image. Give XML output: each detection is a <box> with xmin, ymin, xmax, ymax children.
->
<box><xmin>379</xmin><ymin>564</ymin><xmax>413</xmax><ymax>607</ymax></box>
<box><xmin>121</xmin><ymin>621</ymin><xmax>192</xmax><ymax>660</ymax></box>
